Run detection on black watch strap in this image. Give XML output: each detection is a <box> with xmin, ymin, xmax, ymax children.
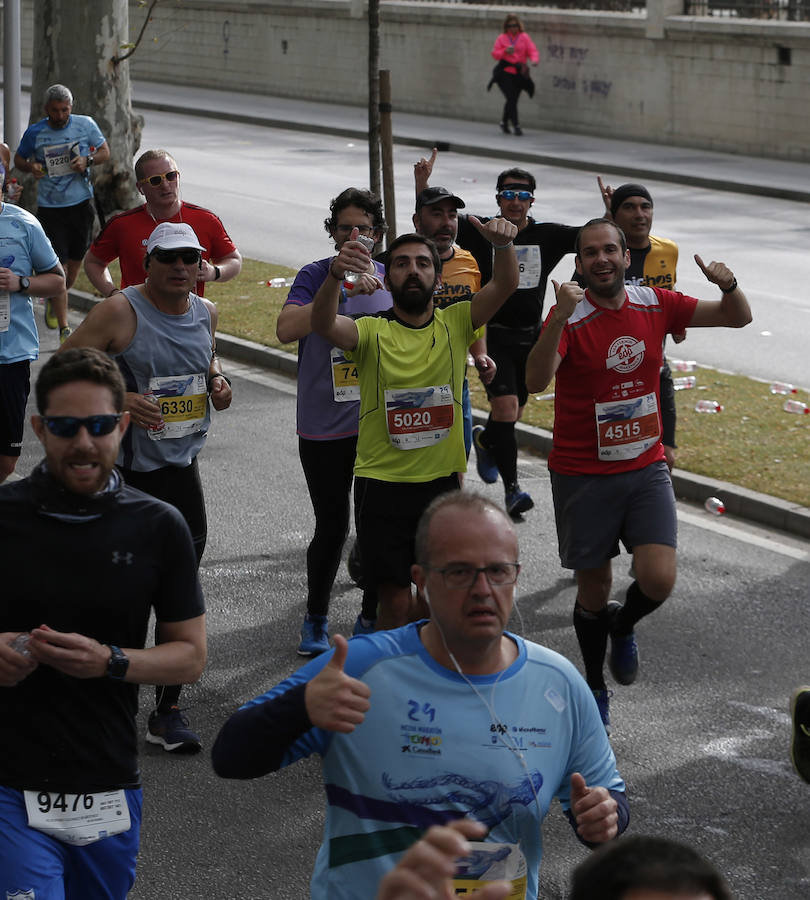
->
<box><xmin>107</xmin><ymin>644</ymin><xmax>129</xmax><ymax>680</ymax></box>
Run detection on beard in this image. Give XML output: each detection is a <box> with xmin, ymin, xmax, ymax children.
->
<box><xmin>583</xmin><ymin>269</ymin><xmax>625</xmax><ymax>300</ymax></box>
<box><xmin>391</xmin><ymin>279</ymin><xmax>435</xmax><ymax>315</ymax></box>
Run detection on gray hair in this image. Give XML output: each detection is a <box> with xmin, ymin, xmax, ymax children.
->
<box><xmin>44</xmin><ymin>84</ymin><xmax>73</xmax><ymax>106</ymax></box>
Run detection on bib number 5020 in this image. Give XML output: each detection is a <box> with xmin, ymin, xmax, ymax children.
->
<box><xmin>393</xmin><ymin>410</ymin><xmax>431</xmax><ymax>428</ymax></box>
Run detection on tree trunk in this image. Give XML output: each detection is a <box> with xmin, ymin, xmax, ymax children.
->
<box><xmin>26</xmin><ymin>0</ymin><xmax>142</xmax><ymax>219</ymax></box>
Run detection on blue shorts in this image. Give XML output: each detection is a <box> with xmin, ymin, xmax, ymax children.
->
<box><xmin>550</xmin><ymin>461</ymin><xmax>676</xmax><ymax>570</ymax></box>
<box><xmin>0</xmin><ymin>785</ymin><xmax>142</xmax><ymax>900</ymax></box>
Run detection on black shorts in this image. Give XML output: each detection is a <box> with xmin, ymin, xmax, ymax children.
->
<box><xmin>354</xmin><ymin>474</ymin><xmax>459</xmax><ymax>587</ymax></box>
<box><xmin>37</xmin><ymin>199</ymin><xmax>95</xmax><ymax>261</ymax></box>
<box><xmin>0</xmin><ymin>360</ymin><xmax>31</xmax><ymax>456</ymax></box>
<box><xmin>483</xmin><ymin>323</ymin><xmax>538</xmax><ymax>407</ymax></box>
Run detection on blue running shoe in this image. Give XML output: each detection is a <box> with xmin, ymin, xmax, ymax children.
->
<box><xmin>505</xmin><ymin>487</ymin><xmax>534</xmax><ymax>519</ymax></box>
<box><xmin>608</xmin><ymin>600</ymin><xmax>639</xmax><ymax>685</ymax></box>
<box><xmin>791</xmin><ymin>686</ymin><xmax>810</xmax><ymax>784</ymax></box>
<box><xmin>352</xmin><ymin>614</ymin><xmax>376</xmax><ymax>637</ymax></box>
<box><xmin>592</xmin><ymin>689</ymin><xmax>612</xmax><ymax>735</ymax></box>
<box><xmin>146</xmin><ymin>706</ymin><xmax>202</xmax><ymax>753</ymax></box>
<box><xmin>472</xmin><ymin>425</ymin><xmax>498</xmax><ymax>484</ymax></box>
<box><xmin>297</xmin><ymin>614</ymin><xmax>330</xmax><ymax>656</ymax></box>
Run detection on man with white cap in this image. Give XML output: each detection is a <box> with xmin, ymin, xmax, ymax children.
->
<box><xmin>61</xmin><ymin>221</ymin><xmax>231</xmax><ymax>752</ymax></box>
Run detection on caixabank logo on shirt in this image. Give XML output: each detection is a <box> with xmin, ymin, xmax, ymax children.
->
<box><xmin>400</xmin><ymin>698</ymin><xmax>443</xmax><ymax>756</ymax></box>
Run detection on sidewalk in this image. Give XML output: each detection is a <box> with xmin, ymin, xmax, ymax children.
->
<box><xmin>60</xmin><ymin>78</ymin><xmax>809</xmax><ymax>541</ymax></box>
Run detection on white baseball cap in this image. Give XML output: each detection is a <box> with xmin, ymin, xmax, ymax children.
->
<box><xmin>146</xmin><ymin>222</ymin><xmax>206</xmax><ymax>254</ymax></box>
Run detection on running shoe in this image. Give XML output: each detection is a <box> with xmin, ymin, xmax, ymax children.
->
<box><xmin>44</xmin><ymin>299</ymin><xmax>58</xmax><ymax>329</ymax></box>
<box><xmin>347</xmin><ymin>540</ymin><xmax>365</xmax><ymax>589</ymax></box>
<box><xmin>608</xmin><ymin>600</ymin><xmax>639</xmax><ymax>685</ymax></box>
<box><xmin>146</xmin><ymin>706</ymin><xmax>202</xmax><ymax>753</ymax></box>
<box><xmin>592</xmin><ymin>689</ymin><xmax>612</xmax><ymax>735</ymax></box>
<box><xmin>351</xmin><ymin>614</ymin><xmax>376</xmax><ymax>637</ymax></box>
<box><xmin>297</xmin><ymin>614</ymin><xmax>330</xmax><ymax>657</ymax></box>
<box><xmin>505</xmin><ymin>487</ymin><xmax>533</xmax><ymax>519</ymax></box>
<box><xmin>59</xmin><ymin>326</ymin><xmax>72</xmax><ymax>344</ymax></box>
<box><xmin>472</xmin><ymin>425</ymin><xmax>498</xmax><ymax>484</ymax></box>
<box><xmin>790</xmin><ymin>686</ymin><xmax>810</xmax><ymax>783</ymax></box>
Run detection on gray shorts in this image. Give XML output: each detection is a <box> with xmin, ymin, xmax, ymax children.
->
<box><xmin>550</xmin><ymin>461</ymin><xmax>676</xmax><ymax>570</ymax></box>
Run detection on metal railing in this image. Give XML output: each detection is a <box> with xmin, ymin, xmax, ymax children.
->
<box><xmin>687</xmin><ymin>0</ymin><xmax>807</xmax><ymax>17</ymax></box>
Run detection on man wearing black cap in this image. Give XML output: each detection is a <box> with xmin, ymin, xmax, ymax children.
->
<box><xmin>415</xmin><ymin>151</ymin><xmax>580</xmax><ymax>519</ymax></box>
<box><xmin>413</xmin><ymin>185</ymin><xmax>494</xmax><ymax>458</ymax></box>
<box><xmin>584</xmin><ymin>179</ymin><xmax>680</xmax><ymax>469</ymax></box>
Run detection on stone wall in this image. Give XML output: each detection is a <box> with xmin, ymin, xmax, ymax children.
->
<box><xmin>12</xmin><ymin>0</ymin><xmax>810</xmax><ymax>160</ymax></box>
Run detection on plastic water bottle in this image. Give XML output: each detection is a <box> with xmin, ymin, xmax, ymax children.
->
<box><xmin>343</xmin><ymin>234</ymin><xmax>377</xmax><ymax>289</ymax></box>
<box><xmin>770</xmin><ymin>382</ymin><xmax>797</xmax><ymax>395</ymax></box>
<box><xmin>266</xmin><ymin>277</ymin><xmax>289</xmax><ymax>288</ymax></box>
<box><xmin>3</xmin><ymin>178</ymin><xmax>21</xmax><ymax>204</ymax></box>
<box><xmin>695</xmin><ymin>400</ymin><xmax>722</xmax><ymax>413</ymax></box>
<box><xmin>11</xmin><ymin>633</ymin><xmax>31</xmax><ymax>656</ymax></box>
<box><xmin>143</xmin><ymin>391</ymin><xmax>166</xmax><ymax>437</ymax></box>
<box><xmin>783</xmin><ymin>399</ymin><xmax>809</xmax><ymax>415</ymax></box>
<box><xmin>704</xmin><ymin>497</ymin><xmax>726</xmax><ymax>515</ymax></box>
<box><xmin>673</xmin><ymin>375</ymin><xmax>696</xmax><ymax>391</ymax></box>
<box><xmin>671</xmin><ymin>359</ymin><xmax>697</xmax><ymax>372</ymax></box>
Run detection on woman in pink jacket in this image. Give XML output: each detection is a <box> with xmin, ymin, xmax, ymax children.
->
<box><xmin>490</xmin><ymin>14</ymin><xmax>539</xmax><ymax>136</ymax></box>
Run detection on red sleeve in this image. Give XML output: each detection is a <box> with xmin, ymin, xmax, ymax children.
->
<box><xmin>88</xmin><ymin>214</ymin><xmax>124</xmax><ymax>265</ymax></box>
<box><xmin>655</xmin><ymin>288</ymin><xmax>698</xmax><ymax>335</ymax></box>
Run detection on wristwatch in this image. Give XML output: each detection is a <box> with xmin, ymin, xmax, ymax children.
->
<box><xmin>19</xmin><ymin>276</ymin><xmax>30</xmax><ymax>291</ymax></box>
<box><xmin>106</xmin><ymin>644</ymin><xmax>129</xmax><ymax>680</ymax></box>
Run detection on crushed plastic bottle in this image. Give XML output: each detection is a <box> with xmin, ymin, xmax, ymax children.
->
<box><xmin>695</xmin><ymin>400</ymin><xmax>722</xmax><ymax>413</ymax></box>
<box><xmin>704</xmin><ymin>497</ymin><xmax>726</xmax><ymax>515</ymax></box>
<box><xmin>11</xmin><ymin>633</ymin><xmax>31</xmax><ymax>656</ymax></box>
<box><xmin>670</xmin><ymin>359</ymin><xmax>697</xmax><ymax>372</ymax></box>
<box><xmin>343</xmin><ymin>234</ymin><xmax>377</xmax><ymax>289</ymax></box>
<box><xmin>143</xmin><ymin>391</ymin><xmax>166</xmax><ymax>438</ymax></box>
<box><xmin>770</xmin><ymin>382</ymin><xmax>797</xmax><ymax>395</ymax></box>
<box><xmin>783</xmin><ymin>399</ymin><xmax>809</xmax><ymax>415</ymax></box>
<box><xmin>266</xmin><ymin>277</ymin><xmax>291</xmax><ymax>288</ymax></box>
<box><xmin>673</xmin><ymin>375</ymin><xmax>696</xmax><ymax>390</ymax></box>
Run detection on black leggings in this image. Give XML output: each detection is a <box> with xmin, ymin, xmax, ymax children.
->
<box><xmin>119</xmin><ymin>458</ymin><xmax>206</xmax><ymax>710</ymax></box>
<box><xmin>498</xmin><ymin>72</ymin><xmax>523</xmax><ymax>127</ymax></box>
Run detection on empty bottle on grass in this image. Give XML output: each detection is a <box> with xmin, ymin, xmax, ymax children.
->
<box><xmin>673</xmin><ymin>375</ymin><xmax>696</xmax><ymax>391</ymax></box>
<box><xmin>783</xmin><ymin>399</ymin><xmax>809</xmax><ymax>415</ymax></box>
<box><xmin>770</xmin><ymin>382</ymin><xmax>797</xmax><ymax>395</ymax></box>
<box><xmin>695</xmin><ymin>400</ymin><xmax>722</xmax><ymax>413</ymax></box>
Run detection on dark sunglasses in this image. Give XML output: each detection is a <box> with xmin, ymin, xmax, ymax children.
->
<box><xmin>498</xmin><ymin>190</ymin><xmax>533</xmax><ymax>202</ymax></box>
<box><xmin>138</xmin><ymin>170</ymin><xmax>180</xmax><ymax>187</ymax></box>
<box><xmin>41</xmin><ymin>414</ymin><xmax>122</xmax><ymax>438</ymax></box>
<box><xmin>151</xmin><ymin>249</ymin><xmax>201</xmax><ymax>265</ymax></box>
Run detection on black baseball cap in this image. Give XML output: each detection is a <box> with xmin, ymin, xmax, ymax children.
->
<box><xmin>416</xmin><ymin>186</ymin><xmax>465</xmax><ymax>211</ymax></box>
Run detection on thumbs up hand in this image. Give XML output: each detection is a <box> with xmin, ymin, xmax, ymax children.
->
<box><xmin>304</xmin><ymin>634</ymin><xmax>372</xmax><ymax>733</ymax></box>
<box><xmin>570</xmin><ymin>772</ymin><xmax>618</xmax><ymax>844</ymax></box>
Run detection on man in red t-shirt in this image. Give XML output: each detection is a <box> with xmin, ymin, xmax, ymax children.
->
<box><xmin>84</xmin><ymin>149</ymin><xmax>242</xmax><ymax>298</ymax></box>
<box><xmin>526</xmin><ymin>218</ymin><xmax>751</xmax><ymax>732</ymax></box>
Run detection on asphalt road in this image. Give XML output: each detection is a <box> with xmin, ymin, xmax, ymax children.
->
<box><xmin>139</xmin><ymin>109</ymin><xmax>810</xmax><ymax>390</ymax></box>
<box><xmin>15</xmin><ymin>327</ymin><xmax>810</xmax><ymax>899</ymax></box>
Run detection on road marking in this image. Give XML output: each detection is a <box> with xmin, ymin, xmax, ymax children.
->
<box><xmin>224</xmin><ymin>359</ymin><xmax>297</xmax><ymax>396</ymax></box>
<box><xmin>678</xmin><ymin>508</ymin><xmax>809</xmax><ymax>561</ymax></box>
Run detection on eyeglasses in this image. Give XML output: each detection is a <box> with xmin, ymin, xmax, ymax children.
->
<box><xmin>497</xmin><ymin>190</ymin><xmax>533</xmax><ymax>202</ymax></box>
<box><xmin>426</xmin><ymin>563</ymin><xmax>520</xmax><ymax>589</ymax></box>
<box><xmin>334</xmin><ymin>224</ymin><xmax>375</xmax><ymax>236</ymax></box>
<box><xmin>138</xmin><ymin>170</ymin><xmax>180</xmax><ymax>187</ymax></box>
<box><xmin>41</xmin><ymin>414</ymin><xmax>122</xmax><ymax>438</ymax></box>
<box><xmin>151</xmin><ymin>249</ymin><xmax>201</xmax><ymax>265</ymax></box>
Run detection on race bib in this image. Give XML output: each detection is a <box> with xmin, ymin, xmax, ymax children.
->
<box><xmin>453</xmin><ymin>842</ymin><xmax>527</xmax><ymax>899</ymax></box>
<box><xmin>24</xmin><ymin>789</ymin><xmax>131</xmax><ymax>847</ymax></box>
<box><xmin>595</xmin><ymin>390</ymin><xmax>660</xmax><ymax>461</ymax></box>
<box><xmin>515</xmin><ymin>245</ymin><xmax>541</xmax><ymax>290</ymax></box>
<box><xmin>384</xmin><ymin>384</ymin><xmax>454</xmax><ymax>450</ymax></box>
<box><xmin>330</xmin><ymin>346</ymin><xmax>359</xmax><ymax>402</ymax></box>
<box><xmin>43</xmin><ymin>141</ymin><xmax>81</xmax><ymax>177</ymax></box>
<box><xmin>147</xmin><ymin>372</ymin><xmax>207</xmax><ymax>441</ymax></box>
<box><xmin>0</xmin><ymin>291</ymin><xmax>8</xmax><ymax>332</ymax></box>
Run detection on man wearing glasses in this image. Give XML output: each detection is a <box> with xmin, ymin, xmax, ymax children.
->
<box><xmin>213</xmin><ymin>491</ymin><xmax>627</xmax><ymax>900</ymax></box>
<box><xmin>62</xmin><ymin>222</ymin><xmax>231</xmax><ymax>753</ymax></box>
<box><xmin>84</xmin><ymin>149</ymin><xmax>241</xmax><ymax>298</ymax></box>
<box><xmin>416</xmin><ymin>154</ymin><xmax>580</xmax><ymax>519</ymax></box>
<box><xmin>0</xmin><ymin>346</ymin><xmax>206</xmax><ymax>899</ymax></box>
<box><xmin>14</xmin><ymin>84</ymin><xmax>110</xmax><ymax>343</ymax></box>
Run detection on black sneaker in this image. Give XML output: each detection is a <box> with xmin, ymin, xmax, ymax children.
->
<box><xmin>146</xmin><ymin>706</ymin><xmax>202</xmax><ymax>753</ymax></box>
<box><xmin>347</xmin><ymin>539</ymin><xmax>365</xmax><ymax>589</ymax></box>
<box><xmin>592</xmin><ymin>689</ymin><xmax>613</xmax><ymax>735</ymax></box>
<box><xmin>791</xmin><ymin>687</ymin><xmax>810</xmax><ymax>783</ymax></box>
<box><xmin>607</xmin><ymin>600</ymin><xmax>639</xmax><ymax>685</ymax></box>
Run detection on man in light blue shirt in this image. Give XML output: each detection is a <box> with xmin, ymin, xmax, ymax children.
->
<box><xmin>15</xmin><ymin>84</ymin><xmax>109</xmax><ymax>342</ymax></box>
<box><xmin>0</xmin><ymin>202</ymin><xmax>65</xmax><ymax>482</ymax></box>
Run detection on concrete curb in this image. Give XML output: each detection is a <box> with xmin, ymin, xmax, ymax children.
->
<box><xmin>68</xmin><ymin>287</ymin><xmax>810</xmax><ymax>541</ymax></box>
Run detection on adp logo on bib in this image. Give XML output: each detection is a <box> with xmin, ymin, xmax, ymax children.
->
<box><xmin>605</xmin><ymin>335</ymin><xmax>645</xmax><ymax>374</ymax></box>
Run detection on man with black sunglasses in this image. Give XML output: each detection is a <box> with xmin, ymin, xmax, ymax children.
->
<box><xmin>0</xmin><ymin>346</ymin><xmax>206</xmax><ymax>899</ymax></box>
<box><xmin>84</xmin><ymin>148</ymin><xmax>241</xmax><ymax>299</ymax></box>
<box><xmin>62</xmin><ymin>221</ymin><xmax>230</xmax><ymax>754</ymax></box>
<box><xmin>416</xmin><ymin>153</ymin><xmax>580</xmax><ymax>520</ymax></box>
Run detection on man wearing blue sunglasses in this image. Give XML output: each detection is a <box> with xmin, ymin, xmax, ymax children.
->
<box><xmin>416</xmin><ymin>152</ymin><xmax>580</xmax><ymax>518</ymax></box>
<box><xmin>0</xmin><ymin>347</ymin><xmax>206</xmax><ymax>899</ymax></box>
